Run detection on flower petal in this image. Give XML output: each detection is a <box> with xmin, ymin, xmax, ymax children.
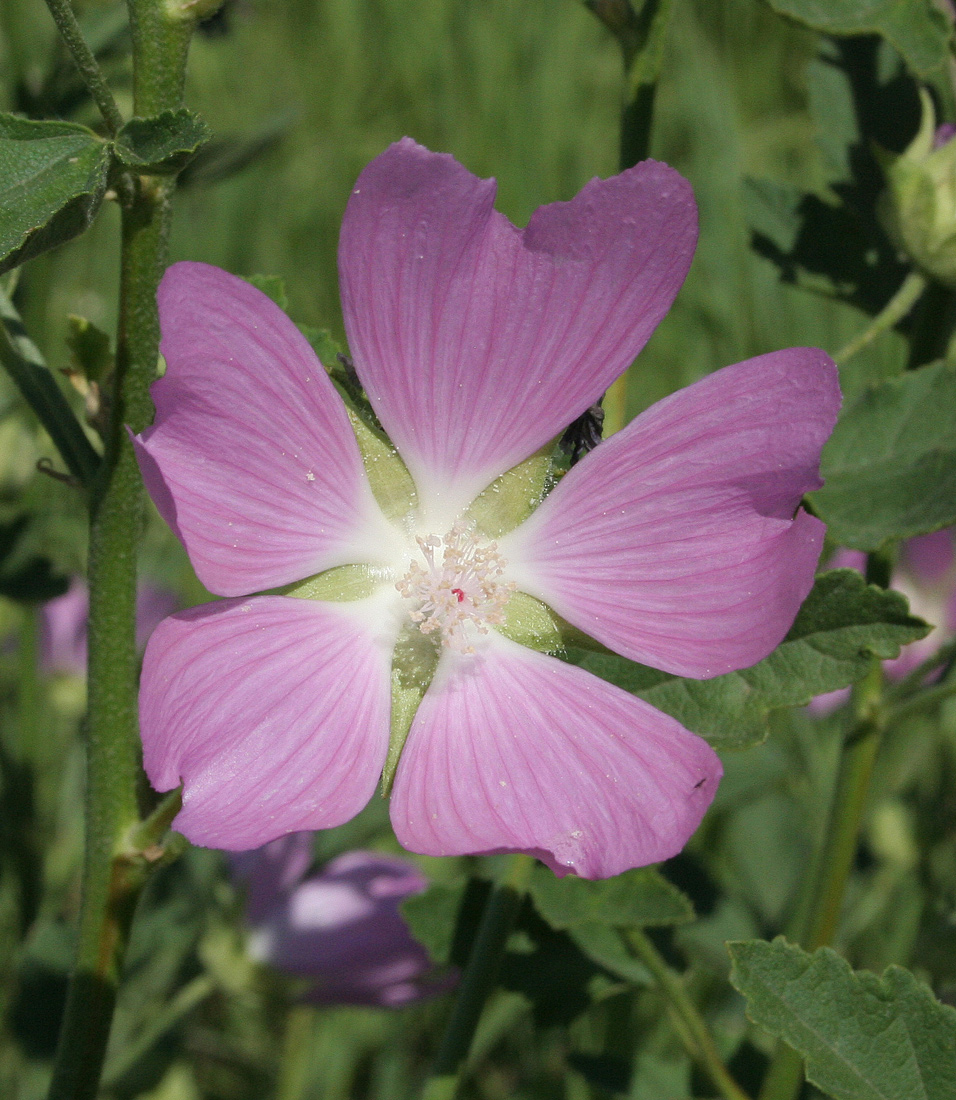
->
<box><xmin>501</xmin><ymin>350</ymin><xmax>841</xmax><ymax>678</ymax></box>
<box><xmin>134</xmin><ymin>262</ymin><xmax>394</xmax><ymax>597</ymax></box>
<box><xmin>339</xmin><ymin>138</ymin><xmax>697</xmax><ymax>518</ymax></box>
<box><xmin>140</xmin><ymin>596</ymin><xmax>394</xmax><ymax>849</ymax></box>
<box><xmin>389</xmin><ymin>636</ymin><xmax>721</xmax><ymax>879</ymax></box>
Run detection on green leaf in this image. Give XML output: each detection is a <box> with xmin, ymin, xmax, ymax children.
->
<box><xmin>729</xmin><ymin>938</ymin><xmax>956</xmax><ymax>1100</ymax></box>
<box><xmin>812</xmin><ymin>360</ymin><xmax>956</xmax><ymax>549</ymax></box>
<box><xmin>401</xmin><ymin>880</ymin><xmax>469</xmax><ymax>965</ymax></box>
<box><xmin>574</xmin><ymin>570</ymin><xmax>928</xmax><ymax>747</ymax></box>
<box><xmin>529</xmin><ymin>864</ymin><xmax>693</xmax><ymax>930</ymax></box>
<box><xmin>0</xmin><ymin>114</ymin><xmax>110</xmax><ymax>274</ymax></box>
<box><xmin>244</xmin><ymin>273</ymin><xmax>288</xmax><ymax>311</ymax></box>
<box><xmin>565</xmin><ymin>923</ymin><xmax>652</xmax><ymax>985</ymax></box>
<box><xmin>765</xmin><ymin>0</ymin><xmax>951</xmax><ymax>76</ymax></box>
<box><xmin>113</xmin><ymin>109</ymin><xmax>211</xmax><ymax>174</ymax></box>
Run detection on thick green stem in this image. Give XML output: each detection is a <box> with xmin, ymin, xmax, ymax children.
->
<box><xmin>627</xmin><ymin>929</ymin><xmax>751</xmax><ymax>1100</ymax></box>
<box><xmin>42</xmin><ymin>0</ymin><xmax>124</xmax><ymax>134</ymax></box>
<box><xmin>46</xmin><ymin>3</ymin><xmax>195</xmax><ymax>1097</ymax></box>
<box><xmin>759</xmin><ymin>662</ymin><xmax>886</xmax><ymax>1100</ymax></box>
<box><xmin>46</xmin><ymin>173</ymin><xmax>173</xmax><ymax>1100</ymax></box>
<box><xmin>421</xmin><ymin>855</ymin><xmax>534</xmax><ymax>1100</ymax></box>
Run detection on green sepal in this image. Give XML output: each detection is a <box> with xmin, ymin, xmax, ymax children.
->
<box><xmin>281</xmin><ymin>564</ymin><xmax>385</xmax><ymax>602</ymax></box>
<box><xmin>497</xmin><ymin>590</ymin><xmax>611</xmax><ymax>655</ymax></box>
<box><xmin>466</xmin><ymin>442</ymin><xmax>556</xmax><ymax>538</ymax></box>
<box><xmin>347</xmin><ymin>407</ymin><xmax>417</xmax><ymax>523</ymax></box>
<box><xmin>382</xmin><ymin>628</ymin><xmax>440</xmax><ymax>795</ymax></box>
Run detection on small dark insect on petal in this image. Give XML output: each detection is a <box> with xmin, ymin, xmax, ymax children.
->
<box><xmin>693</xmin><ymin>778</ymin><xmax>706</xmax><ymax>789</ymax></box>
<box><xmin>559</xmin><ymin>403</ymin><xmax>605</xmax><ymax>466</ymax></box>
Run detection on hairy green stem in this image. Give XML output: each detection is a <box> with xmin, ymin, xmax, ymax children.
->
<box><xmin>45</xmin><ymin>3</ymin><xmax>194</xmax><ymax>1097</ymax></box>
<box><xmin>833</xmin><ymin>270</ymin><xmax>926</xmax><ymax>366</ymax></box>
<box><xmin>421</xmin><ymin>855</ymin><xmax>534</xmax><ymax>1100</ymax></box>
<box><xmin>626</xmin><ymin>928</ymin><xmax>751</xmax><ymax>1100</ymax></box>
<box><xmin>42</xmin><ymin>0</ymin><xmax>124</xmax><ymax>134</ymax></box>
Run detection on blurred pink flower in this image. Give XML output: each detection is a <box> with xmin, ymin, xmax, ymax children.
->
<box><xmin>134</xmin><ymin>138</ymin><xmax>840</xmax><ymax>878</ymax></box>
<box><xmin>809</xmin><ymin>530</ymin><xmax>956</xmax><ymax>714</ymax></box>
<box><xmin>231</xmin><ymin>836</ymin><xmax>448</xmax><ymax>1007</ymax></box>
<box><xmin>40</xmin><ymin>577</ymin><xmax>178</xmax><ymax>677</ymax></box>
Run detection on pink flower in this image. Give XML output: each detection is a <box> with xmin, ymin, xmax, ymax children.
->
<box><xmin>41</xmin><ymin>577</ymin><xmax>178</xmax><ymax>677</ymax></box>
<box><xmin>810</xmin><ymin>530</ymin><xmax>956</xmax><ymax>714</ymax></box>
<box><xmin>231</xmin><ymin>836</ymin><xmax>447</xmax><ymax>1007</ymax></box>
<box><xmin>134</xmin><ymin>138</ymin><xmax>840</xmax><ymax>878</ymax></box>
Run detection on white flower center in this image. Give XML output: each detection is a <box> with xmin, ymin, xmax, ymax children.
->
<box><xmin>395</xmin><ymin>520</ymin><xmax>516</xmax><ymax>653</ymax></box>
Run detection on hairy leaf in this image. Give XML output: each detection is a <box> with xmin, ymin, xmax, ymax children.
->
<box><xmin>765</xmin><ymin>0</ymin><xmax>950</xmax><ymax>76</ymax></box>
<box><xmin>529</xmin><ymin>864</ymin><xmax>693</xmax><ymax>930</ymax></box>
<box><xmin>812</xmin><ymin>360</ymin><xmax>956</xmax><ymax>549</ymax></box>
<box><xmin>729</xmin><ymin>938</ymin><xmax>956</xmax><ymax>1100</ymax></box>
<box><xmin>0</xmin><ymin>115</ymin><xmax>110</xmax><ymax>274</ymax></box>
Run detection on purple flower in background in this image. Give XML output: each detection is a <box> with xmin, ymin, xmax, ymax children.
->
<box><xmin>810</xmin><ymin>530</ymin><xmax>956</xmax><ymax>714</ymax></box>
<box><xmin>134</xmin><ymin>138</ymin><xmax>840</xmax><ymax>878</ymax></box>
<box><xmin>41</xmin><ymin>578</ymin><xmax>178</xmax><ymax>676</ymax></box>
<box><xmin>231</xmin><ymin>835</ymin><xmax>446</xmax><ymax>1007</ymax></box>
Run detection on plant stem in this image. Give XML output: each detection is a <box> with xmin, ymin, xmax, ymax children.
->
<box><xmin>421</xmin><ymin>855</ymin><xmax>534</xmax><ymax>1100</ymax></box>
<box><xmin>42</xmin><ymin>0</ymin><xmax>124</xmax><ymax>135</ymax></box>
<box><xmin>46</xmin><ymin>3</ymin><xmax>194</xmax><ymax>1097</ymax></box>
<box><xmin>833</xmin><ymin>270</ymin><xmax>926</xmax><ymax>365</ymax></box>
<box><xmin>626</xmin><ymin>928</ymin><xmax>752</xmax><ymax>1100</ymax></box>
<box><xmin>759</xmin><ymin>661</ymin><xmax>886</xmax><ymax>1100</ymax></box>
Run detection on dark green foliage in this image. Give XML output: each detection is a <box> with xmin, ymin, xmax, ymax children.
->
<box><xmin>730</xmin><ymin>938</ymin><xmax>956</xmax><ymax>1100</ymax></box>
<box><xmin>813</xmin><ymin>360</ymin><xmax>956</xmax><ymax>549</ymax></box>
<box><xmin>0</xmin><ymin>115</ymin><xmax>109</xmax><ymax>275</ymax></box>
<box><xmin>763</xmin><ymin>0</ymin><xmax>951</xmax><ymax>76</ymax></box>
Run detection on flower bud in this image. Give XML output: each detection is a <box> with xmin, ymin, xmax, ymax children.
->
<box><xmin>878</xmin><ymin>89</ymin><xmax>956</xmax><ymax>288</ymax></box>
<box><xmin>164</xmin><ymin>0</ymin><xmax>226</xmax><ymax>23</ymax></box>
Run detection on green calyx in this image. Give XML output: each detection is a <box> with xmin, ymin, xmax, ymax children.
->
<box><xmin>878</xmin><ymin>89</ymin><xmax>956</xmax><ymax>289</ymax></box>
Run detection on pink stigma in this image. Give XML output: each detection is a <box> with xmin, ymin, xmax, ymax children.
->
<box><xmin>452</xmin><ymin>588</ymin><xmax>466</xmax><ymax>603</ymax></box>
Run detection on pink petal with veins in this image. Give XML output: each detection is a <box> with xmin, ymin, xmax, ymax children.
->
<box><xmin>134</xmin><ymin>263</ymin><xmax>392</xmax><ymax>597</ymax></box>
<box><xmin>339</xmin><ymin>138</ymin><xmax>697</xmax><ymax>516</ymax></box>
<box><xmin>502</xmin><ymin>350</ymin><xmax>841</xmax><ymax>678</ymax></box>
<box><xmin>390</xmin><ymin>635</ymin><xmax>721</xmax><ymax>879</ymax></box>
<box><xmin>140</xmin><ymin>596</ymin><xmax>393</xmax><ymax>849</ymax></box>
